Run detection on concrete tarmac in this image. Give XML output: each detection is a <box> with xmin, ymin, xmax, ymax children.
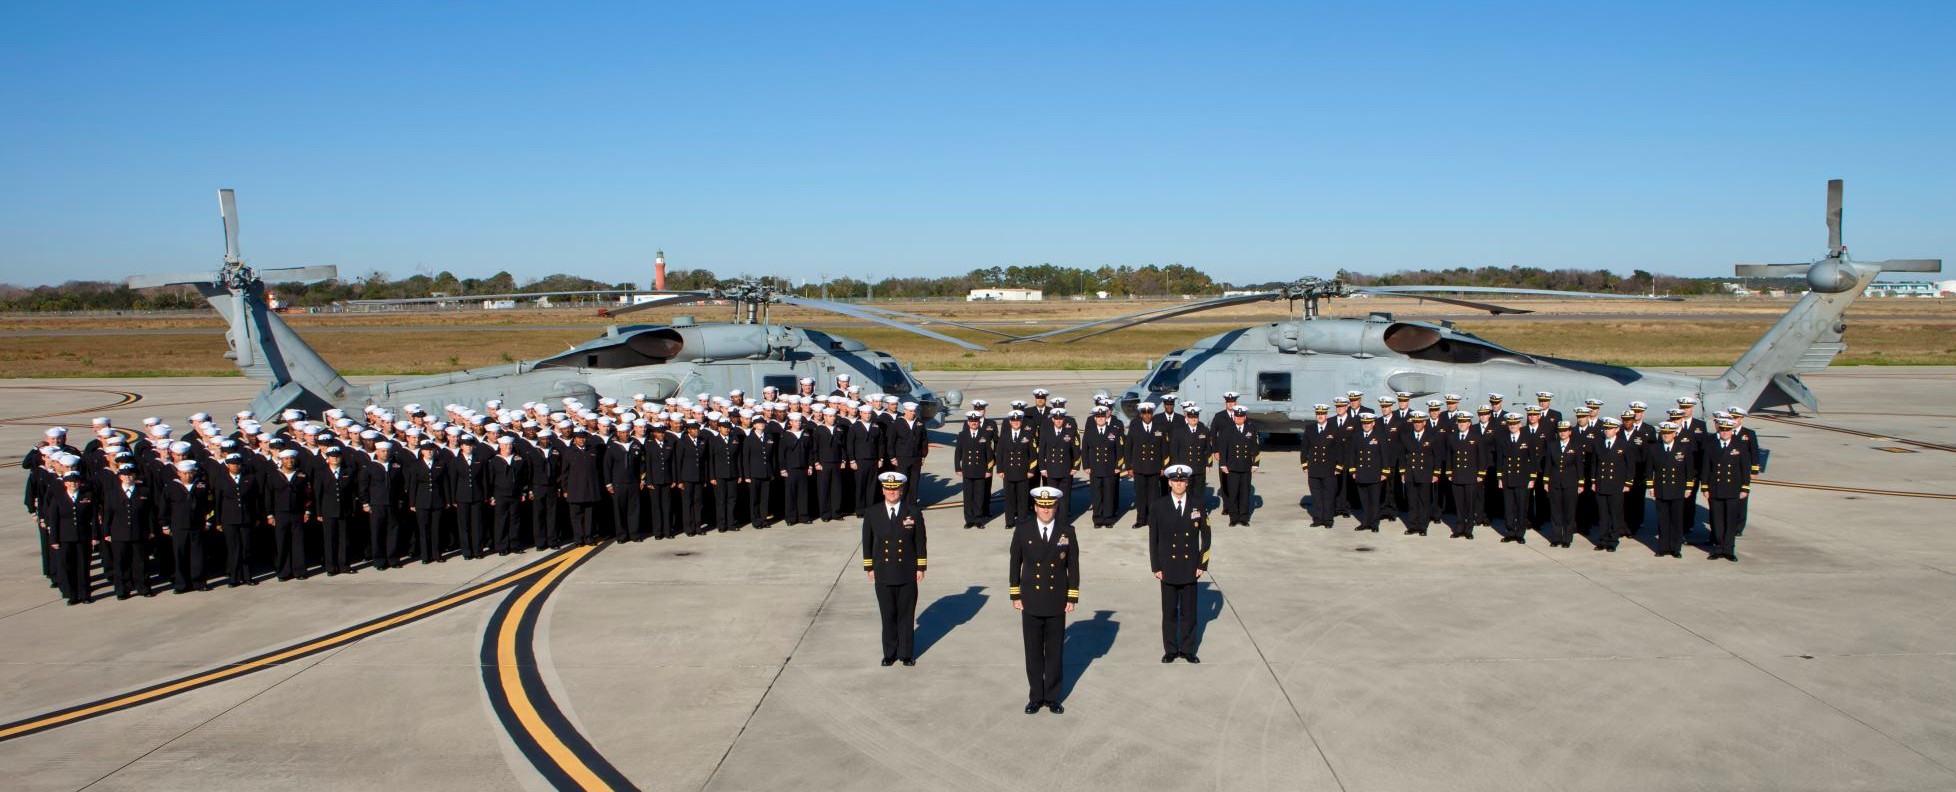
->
<box><xmin>1</xmin><ymin>369</ymin><xmax>1953</xmax><ymax>791</ymax></box>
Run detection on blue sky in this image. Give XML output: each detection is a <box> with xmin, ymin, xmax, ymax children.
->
<box><xmin>2</xmin><ymin>2</ymin><xmax>1950</xmax><ymax>287</ymax></box>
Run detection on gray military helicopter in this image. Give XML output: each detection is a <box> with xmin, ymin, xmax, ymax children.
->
<box><xmin>128</xmin><ymin>190</ymin><xmax>989</xmax><ymax>424</ymax></box>
<box><xmin>1014</xmin><ymin>180</ymin><xmax>1939</xmax><ymax>431</ymax></box>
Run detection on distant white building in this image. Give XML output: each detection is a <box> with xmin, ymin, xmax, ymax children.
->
<box><xmin>1862</xmin><ymin>280</ymin><xmax>1955</xmax><ymax>297</ymax></box>
<box><xmin>968</xmin><ymin>288</ymin><xmax>1043</xmax><ymax>301</ymax></box>
<box><xmin>482</xmin><ymin>299</ymin><xmax>517</xmax><ymax>310</ymax></box>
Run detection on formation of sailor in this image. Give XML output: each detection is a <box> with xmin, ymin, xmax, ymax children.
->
<box><xmin>1286</xmin><ymin>390</ymin><xmax>1762</xmax><ymax>561</ymax></box>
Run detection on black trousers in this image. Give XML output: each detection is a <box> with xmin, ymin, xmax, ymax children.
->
<box><xmin>1002</xmin><ymin>479</ymin><xmax>1031</xmax><ymax>522</ymax></box>
<box><xmin>962</xmin><ymin>476</ymin><xmax>992</xmax><ymax>525</ymax></box>
<box><xmin>533</xmin><ymin>494</ymin><xmax>561</xmax><ymax>548</ymax></box>
<box><xmin>568</xmin><ymin>501</ymin><xmax>597</xmax><ymax>544</ymax></box>
<box><xmin>56</xmin><ymin>539</ymin><xmax>93</xmax><ymax>602</ymax></box>
<box><xmin>221</xmin><ymin>522</ymin><xmax>252</xmax><ymax>582</ymax></box>
<box><xmin>368</xmin><ymin>506</ymin><xmax>397</xmax><ymax>568</ymax></box>
<box><xmin>1131</xmin><ymin>473</ymin><xmax>1160</xmax><ymax>526</ymax></box>
<box><xmin>714</xmin><ymin>479</ymin><xmax>741</xmax><ymax>530</ymax></box>
<box><xmin>1217</xmin><ymin>468</ymin><xmax>1231</xmax><ymax>514</ymax></box>
<box><xmin>746</xmin><ymin>480</ymin><xmax>773</xmax><ymax>529</ymax></box>
<box><xmin>321</xmin><ymin>516</ymin><xmax>350</xmax><ymax>573</ymax></box>
<box><xmin>678</xmin><ymin>481</ymin><xmax>706</xmax><ymax>533</ymax></box>
<box><xmin>1625</xmin><ymin>481</ymin><xmax>1649</xmax><ymax>531</ymax></box>
<box><xmin>1708</xmin><ymin>496</ymin><xmax>1744</xmax><ymax>556</ymax></box>
<box><xmin>895</xmin><ymin>460</ymin><xmax>922</xmax><ymax>508</ymax></box>
<box><xmin>1403</xmin><ymin>479</ymin><xmax>1436</xmax><ymax>533</ymax></box>
<box><xmin>1546</xmin><ymin>487</ymin><xmax>1580</xmax><ymax>545</ymax></box>
<box><xmin>1592</xmin><ymin>492</ymin><xmax>1625</xmax><ymax>548</ymax></box>
<box><xmin>493</xmin><ymin>499</ymin><xmax>522</xmax><ymax>552</ymax></box>
<box><xmin>414</xmin><ymin>507</ymin><xmax>442</xmax><ymax>561</ymax></box>
<box><xmin>169</xmin><ymin>526</ymin><xmax>204</xmax><ymax>591</ymax></box>
<box><xmin>875</xmin><ymin>582</ymin><xmax>918</xmax><ymax>661</ymax></box>
<box><xmin>1221</xmin><ymin>470</ymin><xmax>1252</xmax><ymax>522</ymax></box>
<box><xmin>1501</xmin><ymin>485</ymin><xmax>1531</xmax><ymax>536</ymax></box>
<box><xmin>110</xmin><ymin>539</ymin><xmax>150</xmax><ymax>597</ymax></box>
<box><xmin>815</xmin><ymin>467</ymin><xmax>841</xmax><ymax>520</ymax></box>
<box><xmin>1654</xmin><ymin>496</ymin><xmax>1688</xmax><ymax>554</ymax></box>
<box><xmin>1449</xmin><ymin>482</ymin><xmax>1480</xmax><ymax>535</ymax></box>
<box><xmin>780</xmin><ymin>472</ymin><xmax>807</xmax><ymax>524</ymax></box>
<box><xmin>1089</xmin><ymin>474</ymin><xmax>1119</xmax><ymax>526</ymax></box>
<box><xmin>1355</xmin><ymin>481</ymin><xmax>1382</xmax><ymax>529</ymax></box>
<box><xmin>853</xmin><ymin>460</ymin><xmax>878</xmax><ymax>516</ymax></box>
<box><xmin>1161</xmin><ymin>581</ymin><xmax>1198</xmax><ymax>654</ymax></box>
<box><xmin>1021</xmin><ymin>611</ymin><xmax>1065</xmax><ymax>705</ymax></box>
<box><xmin>1481</xmin><ymin>473</ymin><xmax>1501</xmax><ymax>523</ymax></box>
<box><xmin>643</xmin><ymin>486</ymin><xmax>671</xmax><ymax>537</ymax></box>
<box><xmin>273</xmin><ymin>513</ymin><xmax>306</xmax><ymax>579</ymax></box>
<box><xmin>608</xmin><ymin>488</ymin><xmax>639</xmax><ymax>541</ymax></box>
<box><xmin>1308</xmin><ymin>474</ymin><xmax>1338</xmax><ymax>525</ymax></box>
<box><xmin>459</xmin><ymin>501</ymin><xmax>491</xmax><ymax>558</ymax></box>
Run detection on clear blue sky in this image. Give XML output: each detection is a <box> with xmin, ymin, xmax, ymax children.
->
<box><xmin>2</xmin><ymin>2</ymin><xmax>1951</xmax><ymax>288</ymax></box>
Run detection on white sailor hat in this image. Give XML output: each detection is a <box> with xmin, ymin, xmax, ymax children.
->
<box><xmin>596</xmin><ymin>416</ymin><xmax>615</xmax><ymax>426</ymax></box>
<box><xmin>786</xmin><ymin>412</ymin><xmax>803</xmax><ymax>422</ymax></box>
<box><xmin>616</xmin><ymin>411</ymin><xmax>636</xmax><ymax>423</ymax></box>
<box><xmin>278</xmin><ymin>449</ymin><xmax>299</xmax><ymax>459</ymax></box>
<box><xmin>1601</xmin><ymin>417</ymin><xmax>1622</xmax><ymax>427</ymax></box>
<box><xmin>1346</xmin><ymin>390</ymin><xmax>1363</xmax><ymax>398</ymax></box>
<box><xmin>1715</xmin><ymin>418</ymin><xmax>1737</xmax><ymax>429</ymax></box>
<box><xmin>91</xmin><ymin>417</ymin><xmax>111</xmax><ymax>427</ymax></box>
<box><xmin>761</xmin><ymin>385</ymin><xmax>780</xmax><ymax>393</ymax></box>
<box><xmin>1163</xmin><ymin>464</ymin><xmax>1194</xmax><ymax>479</ymax></box>
<box><xmin>901</xmin><ymin>401</ymin><xmax>919</xmax><ymax>412</ymax></box>
<box><xmin>1536</xmin><ymin>391</ymin><xmax>1554</xmax><ymax>399</ymax></box>
<box><xmin>1032</xmin><ymin>388</ymin><xmax>1050</xmax><ymax>397</ymax></box>
<box><xmin>1182</xmin><ymin>404</ymin><xmax>1200</xmax><ymax>415</ymax></box>
<box><xmin>835</xmin><ymin>374</ymin><xmax>851</xmax><ymax>381</ymax></box>
<box><xmin>374</xmin><ymin>441</ymin><xmax>394</xmax><ymax>450</ymax></box>
<box><xmin>821</xmin><ymin>407</ymin><xmax>837</xmax><ymax>416</ymax></box>
<box><xmin>1313</xmin><ymin>403</ymin><xmax>1330</xmax><ymax>413</ymax></box>
<box><xmin>175</xmin><ymin>460</ymin><xmax>199</xmax><ymax>472</ymax></box>
<box><xmin>799</xmin><ymin>377</ymin><xmax>815</xmax><ymax>385</ymax></box>
<box><xmin>97</xmin><ymin>427</ymin><xmax>115</xmax><ymax>438</ymax></box>
<box><xmin>1726</xmin><ymin>406</ymin><xmax>1748</xmax><ymax>417</ymax></box>
<box><xmin>1659</xmin><ymin>421</ymin><xmax>1680</xmax><ymax>432</ymax></box>
<box><xmin>878</xmin><ymin>471</ymin><xmax>907</xmax><ymax>487</ymax></box>
<box><xmin>1230</xmin><ymin>405</ymin><xmax>1248</xmax><ymax>415</ymax></box>
<box><xmin>45</xmin><ymin>427</ymin><xmax>66</xmax><ymax>438</ymax></box>
<box><xmin>1030</xmin><ymin>486</ymin><xmax>1063</xmax><ymax>505</ymax></box>
<box><xmin>1395</xmin><ymin>391</ymin><xmax>1413</xmax><ymax>400</ymax></box>
<box><xmin>971</xmin><ymin>399</ymin><xmax>989</xmax><ymax>408</ymax></box>
<box><xmin>169</xmin><ymin>441</ymin><xmax>192</xmax><ymax>453</ymax></box>
<box><xmin>1444</xmin><ymin>393</ymin><xmax>1462</xmax><ymax>402</ymax></box>
<box><xmin>498</xmin><ymin>436</ymin><xmax>515</xmax><ymax>445</ymax></box>
<box><xmin>1091</xmin><ymin>405</ymin><xmax>1109</xmax><ymax>415</ymax></box>
<box><xmin>729</xmin><ymin>389</ymin><xmax>745</xmax><ymax>396</ymax></box>
<box><xmin>1426</xmin><ymin>399</ymin><xmax>1444</xmax><ymax>408</ymax></box>
<box><xmin>1050</xmin><ymin>408</ymin><xmax>1067</xmax><ymax>417</ymax></box>
<box><xmin>485</xmin><ymin>399</ymin><xmax>503</xmax><ymax>409</ymax></box>
<box><xmin>1332</xmin><ymin>396</ymin><xmax>1349</xmax><ymax>406</ymax></box>
<box><xmin>598</xmin><ymin>397</ymin><xmax>617</xmax><ymax>406</ymax></box>
<box><xmin>630</xmin><ymin>393</ymin><xmax>647</xmax><ymax>401</ymax></box>
<box><xmin>883</xmin><ymin>395</ymin><xmax>899</xmax><ymax>404</ymax></box>
<box><xmin>1677</xmin><ymin>396</ymin><xmax>1698</xmax><ymax>406</ymax></box>
<box><xmin>1222</xmin><ymin>391</ymin><xmax>1239</xmax><ymax>400</ymax></box>
<box><xmin>739</xmin><ymin>409</ymin><xmax>755</xmax><ymax>419</ymax></box>
<box><xmin>235</xmin><ymin>410</ymin><xmax>254</xmax><ymax>420</ymax></box>
<box><xmin>57</xmin><ymin>453</ymin><xmax>82</xmax><ymax>467</ymax></box>
<box><xmin>1628</xmin><ymin>401</ymin><xmax>1647</xmax><ymax>410</ymax></box>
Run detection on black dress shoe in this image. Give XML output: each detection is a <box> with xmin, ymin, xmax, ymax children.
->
<box><xmin>901</xmin><ymin>658</ymin><xmax>915</xmax><ymax>666</ymax></box>
<box><xmin>1606</xmin><ymin>546</ymin><xmax>1617</xmax><ymax>552</ymax></box>
<box><xmin>1025</xmin><ymin>703</ymin><xmax>1041</xmax><ymax>715</ymax></box>
<box><xmin>880</xmin><ymin>658</ymin><xmax>895</xmax><ymax>667</ymax></box>
<box><xmin>1182</xmin><ymin>653</ymin><xmax>1201</xmax><ymax>664</ymax></box>
<box><xmin>1162</xmin><ymin>653</ymin><xmax>1176</xmax><ymax>663</ymax></box>
<box><xmin>1047</xmin><ymin>702</ymin><xmax>1064</xmax><ymax>715</ymax></box>
<box><xmin>1515</xmin><ymin>537</ymin><xmax>1525</xmax><ymax>545</ymax></box>
<box><xmin>1500</xmin><ymin>536</ymin><xmax>1515</xmax><ymax>543</ymax></box>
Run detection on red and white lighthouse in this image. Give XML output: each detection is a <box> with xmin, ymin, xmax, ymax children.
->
<box><xmin>653</xmin><ymin>250</ymin><xmax>667</xmax><ymax>292</ymax></box>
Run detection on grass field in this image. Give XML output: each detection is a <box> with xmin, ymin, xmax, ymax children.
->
<box><xmin>2</xmin><ymin>297</ymin><xmax>1952</xmax><ymax>377</ymax></box>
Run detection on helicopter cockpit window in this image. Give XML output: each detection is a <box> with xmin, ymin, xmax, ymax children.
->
<box><xmin>1257</xmin><ymin>372</ymin><xmax>1291</xmax><ymax>402</ymax></box>
<box><xmin>877</xmin><ymin>362</ymin><xmax>912</xmax><ymax>395</ymax></box>
<box><xmin>1145</xmin><ymin>359</ymin><xmax>1184</xmax><ymax>393</ymax></box>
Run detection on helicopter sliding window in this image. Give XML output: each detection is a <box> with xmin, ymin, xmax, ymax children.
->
<box><xmin>763</xmin><ymin>375</ymin><xmax>799</xmax><ymax>394</ymax></box>
<box><xmin>1145</xmin><ymin>359</ymin><xmax>1184</xmax><ymax>393</ymax></box>
<box><xmin>877</xmin><ymin>362</ymin><xmax>912</xmax><ymax>394</ymax></box>
<box><xmin>1257</xmin><ymin>372</ymin><xmax>1291</xmax><ymax>402</ymax></box>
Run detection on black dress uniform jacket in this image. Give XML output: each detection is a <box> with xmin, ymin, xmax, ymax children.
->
<box><xmin>1148</xmin><ymin>494</ymin><xmax>1210</xmax><ymax>584</ymax></box>
<box><xmin>861</xmin><ymin>500</ymin><xmax>929</xmax><ymax>583</ymax></box>
<box><xmin>1009</xmin><ymin>518</ymin><xmax>1080</xmax><ymax>616</ymax></box>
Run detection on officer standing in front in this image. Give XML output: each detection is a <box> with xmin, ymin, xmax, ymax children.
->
<box><xmin>1011</xmin><ymin>486</ymin><xmax>1079</xmax><ymax>715</ymax></box>
<box><xmin>1151</xmin><ymin>466</ymin><xmax>1209</xmax><ymax>663</ymax></box>
<box><xmin>863</xmin><ymin>472</ymin><xmax>927</xmax><ymax>666</ymax></box>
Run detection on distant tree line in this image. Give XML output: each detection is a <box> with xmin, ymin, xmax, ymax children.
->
<box><xmin>1</xmin><ymin>263</ymin><xmax>1800</xmax><ymax>311</ymax></box>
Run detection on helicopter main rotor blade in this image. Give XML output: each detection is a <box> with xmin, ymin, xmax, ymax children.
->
<box><xmin>1047</xmin><ymin>292</ymin><xmax>1283</xmax><ymax>344</ymax></box>
<box><xmin>1355</xmin><ymin>285</ymin><xmax>1684</xmax><ymax>302</ymax></box>
<box><xmin>1000</xmin><ymin>292</ymin><xmax>1281</xmax><ymax>345</ymax></box>
<box><xmin>1377</xmin><ymin>293</ymin><xmax>1534</xmax><ymax>314</ymax></box>
<box><xmin>345</xmin><ymin>288</ymin><xmax>653</xmax><ymax>306</ymax></box>
<box><xmin>257</xmin><ymin>265</ymin><xmax>339</xmax><ymax>283</ymax></box>
<box><xmin>1827</xmin><ymin>178</ymin><xmax>1843</xmax><ymax>251</ymax></box>
<box><xmin>775</xmin><ymin>295</ymin><xmax>988</xmax><ymax>351</ymax></box>
<box><xmin>840</xmin><ymin>302</ymin><xmax>1029</xmax><ymax>340</ymax></box>
<box><xmin>599</xmin><ymin>292</ymin><xmax>716</xmax><ymax>317</ymax></box>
